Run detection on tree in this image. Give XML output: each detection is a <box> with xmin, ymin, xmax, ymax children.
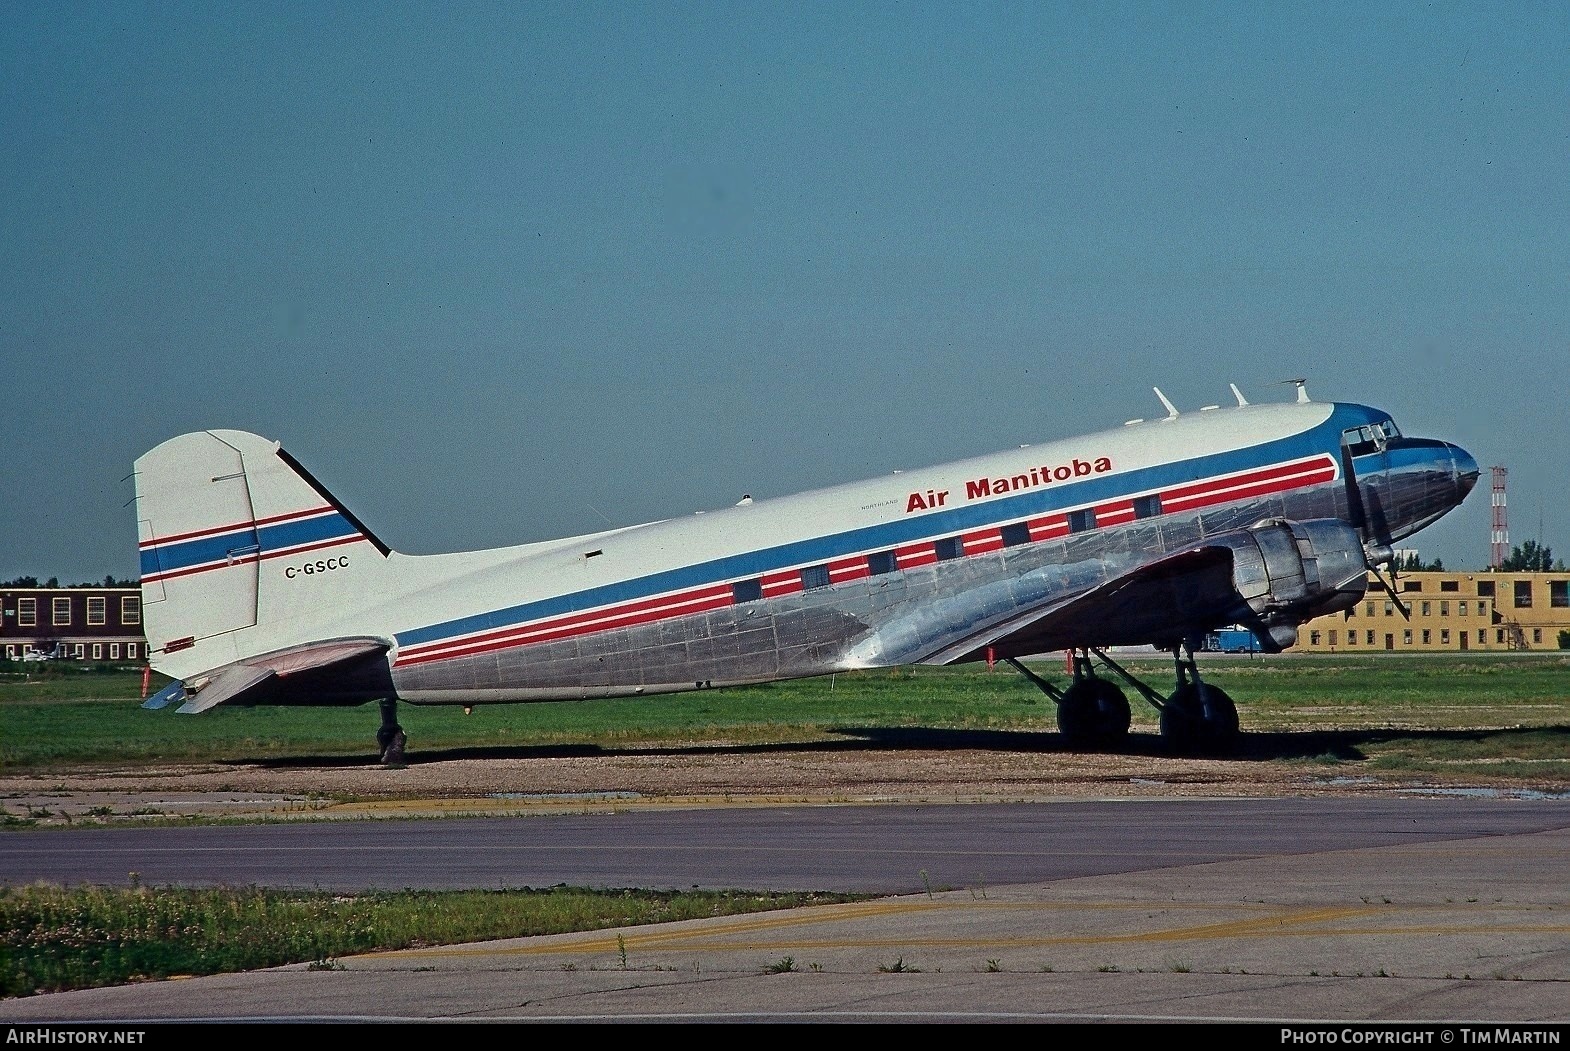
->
<box><xmin>1500</xmin><ymin>541</ymin><xmax>1554</xmax><ymax>572</ymax></box>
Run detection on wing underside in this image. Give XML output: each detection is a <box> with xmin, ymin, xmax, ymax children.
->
<box><xmin>916</xmin><ymin>545</ymin><xmax>1242</xmax><ymax>665</ymax></box>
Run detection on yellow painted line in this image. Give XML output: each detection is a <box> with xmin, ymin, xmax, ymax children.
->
<box><xmin>368</xmin><ymin>899</ymin><xmax>1570</xmax><ymax>962</ymax></box>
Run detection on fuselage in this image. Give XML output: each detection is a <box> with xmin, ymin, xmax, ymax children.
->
<box><xmin>138</xmin><ymin>399</ymin><xmax>1478</xmax><ymax>705</ymax></box>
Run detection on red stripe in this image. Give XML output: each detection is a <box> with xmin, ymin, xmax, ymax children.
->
<box><xmin>1162</xmin><ymin>466</ymin><xmax>1336</xmax><ymax>513</ymax></box>
<box><xmin>394</xmin><ymin>455</ymin><xmax>1339</xmax><ymax>669</ymax></box>
<box><xmin>398</xmin><ymin>584</ymin><xmax>735</xmax><ymax>659</ymax></box>
<box><xmin>1161</xmin><ymin>458</ymin><xmax>1331</xmax><ymax>502</ymax></box>
<box><xmin>139</xmin><ymin>506</ymin><xmax>336</xmax><ymax>549</ymax></box>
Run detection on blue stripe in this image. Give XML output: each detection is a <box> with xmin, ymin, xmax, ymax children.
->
<box><xmin>396</xmin><ymin>408</ymin><xmax>1375</xmax><ymax>650</ymax></box>
<box><xmin>142</xmin><ymin>513</ymin><xmax>358</xmax><ymax>577</ymax></box>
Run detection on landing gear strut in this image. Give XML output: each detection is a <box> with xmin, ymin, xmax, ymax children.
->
<box><xmin>1005</xmin><ymin>651</ymin><xmax>1130</xmax><ymax>749</ymax></box>
<box><xmin>1007</xmin><ymin>644</ymin><xmax>1242</xmax><ymax>756</ymax></box>
<box><xmin>1158</xmin><ymin>643</ymin><xmax>1239</xmax><ymax>755</ymax></box>
<box><xmin>376</xmin><ymin>698</ymin><xmax>406</xmax><ymax>765</ymax></box>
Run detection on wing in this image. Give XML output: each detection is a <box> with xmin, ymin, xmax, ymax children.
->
<box><xmin>915</xmin><ymin>544</ymin><xmax>1245</xmax><ymax>665</ymax></box>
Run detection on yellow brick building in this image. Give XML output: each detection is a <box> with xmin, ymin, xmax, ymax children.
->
<box><xmin>1297</xmin><ymin>571</ymin><xmax>1570</xmax><ymax>652</ymax></box>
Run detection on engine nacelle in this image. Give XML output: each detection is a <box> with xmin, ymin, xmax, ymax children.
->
<box><xmin>1218</xmin><ymin>518</ymin><xmax>1370</xmax><ymax>650</ymax></box>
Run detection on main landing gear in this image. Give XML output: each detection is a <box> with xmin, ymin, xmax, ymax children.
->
<box><xmin>376</xmin><ymin>698</ymin><xmax>407</xmax><ymax>766</ymax></box>
<box><xmin>1006</xmin><ymin>643</ymin><xmax>1241</xmax><ymax>755</ymax></box>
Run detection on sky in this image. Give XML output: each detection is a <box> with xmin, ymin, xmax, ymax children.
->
<box><xmin>2</xmin><ymin>1</ymin><xmax>1566</xmax><ymax>584</ymax></box>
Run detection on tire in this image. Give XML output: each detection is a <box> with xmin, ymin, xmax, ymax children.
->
<box><xmin>1057</xmin><ymin>679</ymin><xmax>1132</xmax><ymax>749</ymax></box>
<box><xmin>1161</xmin><ymin>682</ymin><xmax>1240</xmax><ymax>755</ymax></box>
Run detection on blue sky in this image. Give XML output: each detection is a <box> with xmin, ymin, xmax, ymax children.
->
<box><xmin>3</xmin><ymin>1</ymin><xmax>1566</xmax><ymax>583</ymax></box>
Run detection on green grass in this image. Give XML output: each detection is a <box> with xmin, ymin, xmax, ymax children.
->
<box><xmin>0</xmin><ymin>882</ymin><xmax>862</xmax><ymax>999</ymax></box>
<box><xmin>2</xmin><ymin>654</ymin><xmax>1569</xmax><ymax>777</ymax></box>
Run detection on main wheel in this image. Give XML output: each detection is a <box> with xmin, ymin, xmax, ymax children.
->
<box><xmin>1057</xmin><ymin>679</ymin><xmax>1132</xmax><ymax>749</ymax></box>
<box><xmin>1160</xmin><ymin>682</ymin><xmax>1240</xmax><ymax>755</ymax></box>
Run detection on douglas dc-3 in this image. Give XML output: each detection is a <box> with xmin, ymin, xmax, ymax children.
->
<box><xmin>135</xmin><ymin>383</ymin><xmax>1478</xmax><ymax>762</ymax></box>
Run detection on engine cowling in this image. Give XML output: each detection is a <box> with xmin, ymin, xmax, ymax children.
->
<box><xmin>1218</xmin><ymin>518</ymin><xmax>1370</xmax><ymax>650</ymax></box>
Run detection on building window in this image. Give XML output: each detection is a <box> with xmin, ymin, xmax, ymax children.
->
<box><xmin>1133</xmin><ymin>495</ymin><xmax>1161</xmax><ymax>519</ymax></box>
<box><xmin>1459</xmin><ymin>601</ymin><xmax>1468</xmax><ymax>616</ymax></box>
<box><xmin>1477</xmin><ymin>630</ymin><xmax>1486</xmax><ymax>645</ymax></box>
<box><xmin>73</xmin><ymin>643</ymin><xmax>84</xmax><ymax>658</ymax></box>
<box><xmin>1310</xmin><ymin>631</ymin><xmax>1321</xmax><ymax>645</ymax></box>
<box><xmin>1328</xmin><ymin>630</ymin><xmax>1338</xmax><ymax>647</ymax></box>
<box><xmin>121</xmin><ymin>595</ymin><xmax>141</xmax><ymax>624</ymax></box>
<box><xmin>1553</xmin><ymin>582</ymin><xmax>1569</xmax><ymax>608</ymax></box>
<box><xmin>1440</xmin><ymin>601</ymin><xmax>1449</xmax><ymax>616</ymax></box>
<box><xmin>731</xmin><ymin>579</ymin><xmax>763</xmax><ymax>603</ymax></box>
<box><xmin>1067</xmin><ymin>508</ymin><xmax>1095</xmax><ymax>533</ymax></box>
<box><xmin>1421</xmin><ymin>629</ymin><xmax>1431</xmax><ymax>644</ymax></box>
<box><xmin>109</xmin><ymin>644</ymin><xmax>120</xmax><ymax>660</ymax></box>
<box><xmin>934</xmin><ymin>537</ymin><xmax>962</xmax><ymax>561</ymax></box>
<box><xmin>1365</xmin><ymin>603</ymin><xmax>1375</xmax><ymax>617</ymax></box>
<box><xmin>1365</xmin><ymin>630</ymin><xmax>1374</xmax><ymax>645</ymax></box>
<box><xmin>53</xmin><ymin>597</ymin><xmax>71</xmax><ymax>626</ymax></box>
<box><xmin>1496</xmin><ymin>629</ymin><xmax>1506</xmax><ymax>644</ymax></box>
<box><xmin>1440</xmin><ymin>630</ymin><xmax>1450</xmax><ymax>645</ymax></box>
<box><xmin>800</xmin><ymin>565</ymin><xmax>831</xmax><ymax>590</ymax></box>
<box><xmin>128</xmin><ymin>643</ymin><xmax>138</xmax><ymax>659</ymax></box>
<box><xmin>1533</xmin><ymin>628</ymin><xmax>1542</xmax><ymax>644</ymax></box>
<box><xmin>1477</xmin><ymin>580</ymin><xmax>1495</xmax><ymax>597</ymax></box>
<box><xmin>1440</xmin><ymin>580</ymin><xmax>1459</xmax><ymax>592</ymax></box>
<box><xmin>1403</xmin><ymin>629</ymin><xmax>1413</xmax><ymax>645</ymax></box>
<box><xmin>4</xmin><ymin>646</ymin><xmax>13</xmax><ymax>659</ymax></box>
<box><xmin>1421</xmin><ymin>601</ymin><xmax>1431</xmax><ymax>616</ymax></box>
<box><xmin>867</xmin><ymin>551</ymin><xmax>897</xmax><ymax>576</ymax></box>
<box><xmin>1000</xmin><ymin>522</ymin><xmax>1030</xmax><ymax>548</ymax></box>
<box><xmin>18</xmin><ymin>598</ymin><xmax>35</xmax><ymax>627</ymax></box>
<box><xmin>1514</xmin><ymin>581</ymin><xmax>1532</xmax><ymax>608</ymax></box>
<box><xmin>87</xmin><ymin>596</ymin><xmax>106</xmax><ymax>625</ymax></box>
<box><xmin>1403</xmin><ymin>580</ymin><xmax>1422</xmax><ymax>592</ymax></box>
<box><xmin>92</xmin><ymin>643</ymin><xmax>102</xmax><ymax>659</ymax></box>
<box><xmin>1384</xmin><ymin>603</ymin><xmax>1394</xmax><ymax>617</ymax></box>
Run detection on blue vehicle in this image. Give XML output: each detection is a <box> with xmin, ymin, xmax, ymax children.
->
<box><xmin>1205</xmin><ymin>629</ymin><xmax>1260</xmax><ymax>654</ymax></box>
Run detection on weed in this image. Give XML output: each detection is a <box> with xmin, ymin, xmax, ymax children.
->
<box><xmin>616</xmin><ymin>934</ymin><xmax>628</xmax><ymax>970</ymax></box>
<box><xmin>1167</xmin><ymin>960</ymin><xmax>1191</xmax><ymax>973</ymax></box>
<box><xmin>879</xmin><ymin>957</ymin><xmax>920</xmax><ymax>973</ymax></box>
<box><xmin>765</xmin><ymin>956</ymin><xmax>796</xmax><ymax>974</ymax></box>
<box><xmin>306</xmin><ymin>958</ymin><xmax>342</xmax><ymax>971</ymax></box>
<box><xmin>1098</xmin><ymin>964</ymin><xmax>1119</xmax><ymax>973</ymax></box>
<box><xmin>984</xmin><ymin>959</ymin><xmax>1001</xmax><ymax>972</ymax></box>
<box><xmin>919</xmin><ymin>869</ymin><xmax>933</xmax><ymax>899</ymax></box>
<box><xmin>809</xmin><ymin>962</ymin><xmax>823</xmax><ymax>973</ymax></box>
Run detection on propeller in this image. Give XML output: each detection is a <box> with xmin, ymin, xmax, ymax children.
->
<box><xmin>1340</xmin><ymin>440</ymin><xmax>1410</xmax><ymax>620</ymax></box>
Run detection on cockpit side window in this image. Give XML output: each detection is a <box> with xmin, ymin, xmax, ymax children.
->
<box><xmin>1342</xmin><ymin>422</ymin><xmax>1390</xmax><ymax>457</ymax></box>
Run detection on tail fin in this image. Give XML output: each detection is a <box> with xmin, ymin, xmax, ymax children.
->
<box><xmin>134</xmin><ymin>429</ymin><xmax>391</xmax><ymax>679</ymax></box>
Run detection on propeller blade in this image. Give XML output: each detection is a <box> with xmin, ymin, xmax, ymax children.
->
<box><xmin>1369</xmin><ymin>563</ymin><xmax>1412</xmax><ymax>620</ymax></box>
<box><xmin>1339</xmin><ymin>442</ymin><xmax>1368</xmax><ymax>533</ymax></box>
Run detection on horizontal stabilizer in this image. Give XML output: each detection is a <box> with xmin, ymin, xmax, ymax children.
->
<box><xmin>141</xmin><ymin>679</ymin><xmax>188</xmax><ymax>711</ymax></box>
<box><xmin>177</xmin><ymin>664</ymin><xmax>276</xmax><ymax>714</ymax></box>
<box><xmin>160</xmin><ymin>637</ymin><xmax>391</xmax><ymax>715</ymax></box>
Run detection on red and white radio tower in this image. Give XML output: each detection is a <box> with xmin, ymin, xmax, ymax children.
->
<box><xmin>1490</xmin><ymin>466</ymin><xmax>1509</xmax><ymax>570</ymax></box>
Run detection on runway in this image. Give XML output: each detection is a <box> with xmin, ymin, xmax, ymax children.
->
<box><xmin>3</xmin><ymin>797</ymin><xmax>1568</xmax><ymax>1024</ymax></box>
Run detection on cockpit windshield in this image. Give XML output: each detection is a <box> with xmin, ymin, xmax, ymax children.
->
<box><xmin>1342</xmin><ymin>418</ymin><xmax>1400</xmax><ymax>457</ymax></box>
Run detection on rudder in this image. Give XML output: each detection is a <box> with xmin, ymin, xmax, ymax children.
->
<box><xmin>135</xmin><ymin>430</ymin><xmax>390</xmax><ymax>679</ymax></box>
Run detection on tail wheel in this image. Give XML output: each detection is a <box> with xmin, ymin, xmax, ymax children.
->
<box><xmin>1160</xmin><ymin>682</ymin><xmax>1240</xmax><ymax>755</ymax></box>
<box><xmin>1057</xmin><ymin>678</ymin><xmax>1131</xmax><ymax>749</ymax></box>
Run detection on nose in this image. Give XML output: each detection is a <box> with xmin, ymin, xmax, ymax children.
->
<box><xmin>1451</xmin><ymin>444</ymin><xmax>1480</xmax><ymax>496</ymax></box>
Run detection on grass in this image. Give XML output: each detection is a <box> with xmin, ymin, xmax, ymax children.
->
<box><xmin>2</xmin><ymin>653</ymin><xmax>1568</xmax><ymax>780</ymax></box>
<box><xmin>0</xmin><ymin>882</ymin><xmax>863</xmax><ymax>999</ymax></box>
